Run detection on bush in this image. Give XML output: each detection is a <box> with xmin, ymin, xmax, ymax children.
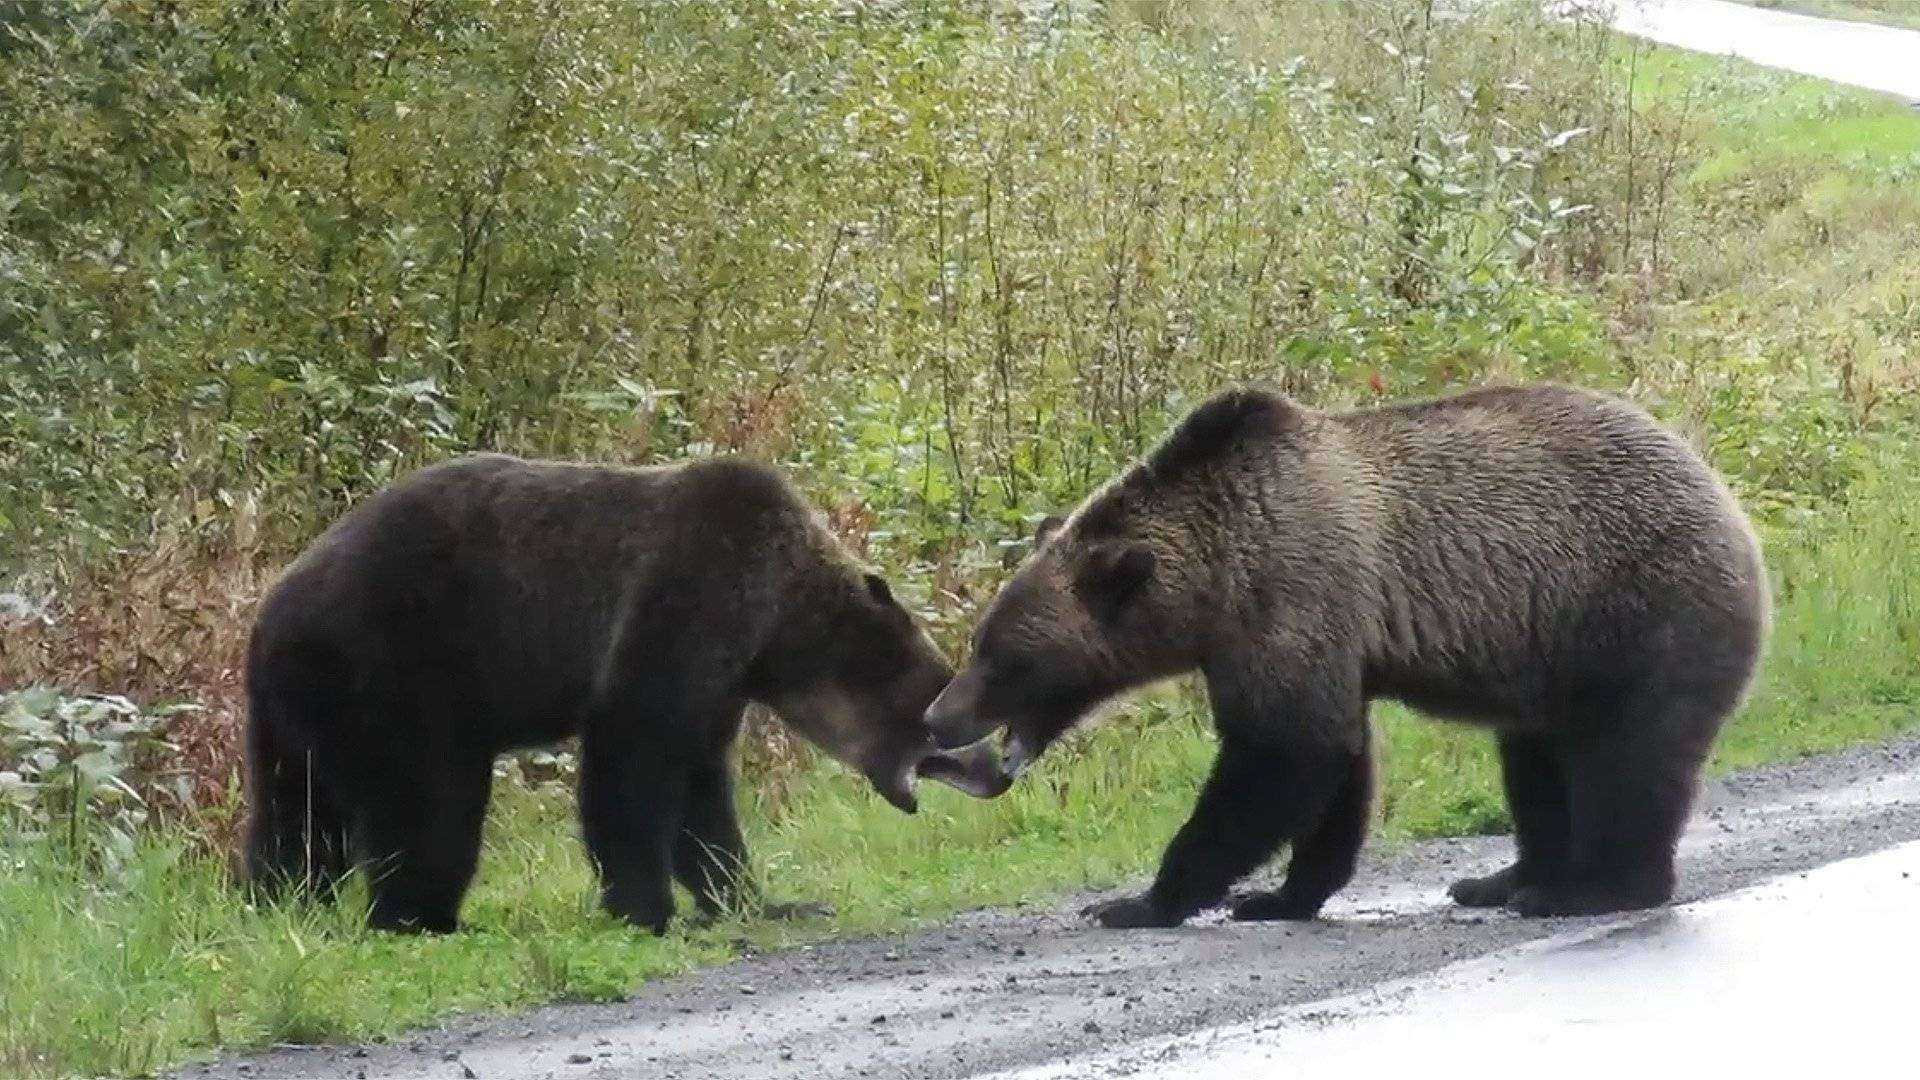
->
<box><xmin>0</xmin><ymin>688</ymin><xmax>192</xmax><ymax>875</ymax></box>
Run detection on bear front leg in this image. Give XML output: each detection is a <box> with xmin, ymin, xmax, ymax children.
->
<box><xmin>1088</xmin><ymin>732</ymin><xmax>1354</xmax><ymax>930</ymax></box>
<box><xmin>579</xmin><ymin>715</ymin><xmax>691</xmax><ymax>935</ymax></box>
<box><xmin>1232</xmin><ymin>725</ymin><xmax>1375</xmax><ymax>922</ymax></box>
<box><xmin>675</xmin><ymin>770</ymin><xmax>834</xmax><ymax>925</ymax></box>
<box><xmin>668</xmin><ymin>711</ymin><xmax>834</xmax><ymax>925</ymax></box>
<box><xmin>674</xmin><ymin>758</ymin><xmax>750</xmax><ymax>918</ymax></box>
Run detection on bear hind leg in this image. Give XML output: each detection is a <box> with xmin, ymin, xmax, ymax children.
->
<box><xmin>242</xmin><ymin>732</ymin><xmax>350</xmax><ymax>902</ymax></box>
<box><xmin>1508</xmin><ymin>689</ymin><xmax>1722</xmax><ymax>917</ymax></box>
<box><xmin>1450</xmin><ymin>733</ymin><xmax>1571</xmax><ymax>908</ymax></box>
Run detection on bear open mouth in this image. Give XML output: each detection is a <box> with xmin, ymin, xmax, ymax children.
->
<box><xmin>914</xmin><ymin>731</ymin><xmax>1016</xmax><ymax>799</ymax></box>
<box><xmin>917</xmin><ymin>748</ymin><xmax>1014</xmax><ymax>798</ymax></box>
<box><xmin>997</xmin><ymin>728</ymin><xmax>1035</xmax><ymax>781</ymax></box>
<box><xmin>874</xmin><ymin>739</ymin><xmax>1015</xmax><ymax>814</ymax></box>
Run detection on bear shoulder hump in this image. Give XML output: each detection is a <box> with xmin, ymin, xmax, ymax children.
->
<box><xmin>1150</xmin><ymin>386</ymin><xmax>1305</xmax><ymax>477</ymax></box>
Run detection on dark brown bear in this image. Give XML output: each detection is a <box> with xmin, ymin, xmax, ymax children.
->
<box><xmin>926</xmin><ymin>384</ymin><xmax>1768</xmax><ymax>928</ymax></box>
<box><xmin>243</xmin><ymin>453</ymin><xmax>1007</xmax><ymax>934</ymax></box>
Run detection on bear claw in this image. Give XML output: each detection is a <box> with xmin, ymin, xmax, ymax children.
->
<box><xmin>1083</xmin><ymin>895</ymin><xmax>1182</xmax><ymax>929</ymax></box>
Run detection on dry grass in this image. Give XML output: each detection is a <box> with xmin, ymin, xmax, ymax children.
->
<box><xmin>1</xmin><ymin>515</ymin><xmax>268</xmax><ymax>837</ymax></box>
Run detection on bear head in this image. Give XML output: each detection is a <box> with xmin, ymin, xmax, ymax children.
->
<box><xmin>761</xmin><ymin>564</ymin><xmax>1013</xmax><ymax>812</ymax></box>
<box><xmin>924</xmin><ymin>508</ymin><xmax>1175</xmax><ymax>779</ymax></box>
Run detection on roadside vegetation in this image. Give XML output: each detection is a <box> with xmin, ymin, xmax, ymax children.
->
<box><xmin>3</xmin><ymin>1</ymin><xmax>1918</xmax><ymax>1075</ymax></box>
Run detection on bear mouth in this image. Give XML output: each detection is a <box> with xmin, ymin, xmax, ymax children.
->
<box><xmin>917</xmin><ymin>744</ymin><xmax>1015</xmax><ymax>799</ymax></box>
<box><xmin>881</xmin><ymin>736</ymin><xmax>1015</xmax><ymax>812</ymax></box>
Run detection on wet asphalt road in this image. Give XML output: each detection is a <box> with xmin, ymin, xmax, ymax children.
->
<box><xmin>181</xmin><ymin>734</ymin><xmax>1920</xmax><ymax>1080</ymax></box>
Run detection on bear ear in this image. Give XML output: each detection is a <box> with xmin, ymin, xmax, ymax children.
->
<box><xmin>1034</xmin><ymin>514</ymin><xmax>1066</xmax><ymax>548</ymax></box>
<box><xmin>1077</xmin><ymin>541</ymin><xmax>1155</xmax><ymax>618</ymax></box>
<box><xmin>864</xmin><ymin>572</ymin><xmax>895</xmax><ymax>607</ymax></box>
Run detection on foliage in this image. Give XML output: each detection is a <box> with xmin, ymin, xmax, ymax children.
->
<box><xmin>0</xmin><ymin>688</ymin><xmax>191</xmax><ymax>875</ymax></box>
<box><xmin>0</xmin><ymin>0</ymin><xmax>1850</xmax><ymax>772</ymax></box>
<box><xmin>5</xmin><ymin>0</ymin><xmax>1908</xmax><ymax>623</ymax></box>
<box><xmin>0</xmin><ymin>0</ymin><xmax>1695</xmax><ymax>577</ymax></box>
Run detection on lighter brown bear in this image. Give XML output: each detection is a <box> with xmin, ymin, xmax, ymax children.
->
<box><xmin>928</xmin><ymin>384</ymin><xmax>1769</xmax><ymax>928</ymax></box>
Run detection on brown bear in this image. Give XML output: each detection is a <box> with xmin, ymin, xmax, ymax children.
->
<box><xmin>926</xmin><ymin>383</ymin><xmax>1769</xmax><ymax>928</ymax></box>
<box><xmin>243</xmin><ymin>453</ymin><xmax>1007</xmax><ymax>934</ymax></box>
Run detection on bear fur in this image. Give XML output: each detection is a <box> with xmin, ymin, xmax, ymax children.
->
<box><xmin>926</xmin><ymin>383</ymin><xmax>1769</xmax><ymax>928</ymax></box>
<box><xmin>243</xmin><ymin>453</ymin><xmax>1005</xmax><ymax>933</ymax></box>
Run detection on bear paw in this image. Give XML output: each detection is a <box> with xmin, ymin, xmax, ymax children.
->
<box><xmin>1448</xmin><ymin>864</ymin><xmax>1521</xmax><ymax>908</ymax></box>
<box><xmin>1229</xmin><ymin>890</ymin><xmax>1322</xmax><ymax>922</ymax></box>
<box><xmin>602</xmin><ymin>884</ymin><xmax>674</xmax><ymax>936</ymax></box>
<box><xmin>1082</xmin><ymin>895</ymin><xmax>1183</xmax><ymax>929</ymax></box>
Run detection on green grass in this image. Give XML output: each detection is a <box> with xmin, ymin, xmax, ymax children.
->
<box><xmin>0</xmin><ymin>787</ymin><xmax>730</xmax><ymax>1078</ymax></box>
<box><xmin>1632</xmin><ymin>43</ymin><xmax>1920</xmax><ymax>183</ymax></box>
<box><xmin>8</xmin><ymin>464</ymin><xmax>1919</xmax><ymax>1078</ymax></box>
<box><xmin>1713</xmin><ymin>470</ymin><xmax>1920</xmax><ymax>768</ymax></box>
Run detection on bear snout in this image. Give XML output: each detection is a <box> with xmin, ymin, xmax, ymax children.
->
<box><xmin>924</xmin><ymin>665</ymin><xmax>998</xmax><ymax>749</ymax></box>
<box><xmin>917</xmin><ymin>735</ymin><xmax>1015</xmax><ymax>799</ymax></box>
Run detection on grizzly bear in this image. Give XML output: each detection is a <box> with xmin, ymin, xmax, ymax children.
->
<box><xmin>926</xmin><ymin>384</ymin><xmax>1768</xmax><ymax>928</ymax></box>
<box><xmin>243</xmin><ymin>453</ymin><xmax>1007</xmax><ymax>934</ymax></box>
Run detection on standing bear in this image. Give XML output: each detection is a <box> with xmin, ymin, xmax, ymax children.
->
<box><xmin>244</xmin><ymin>453</ymin><xmax>1007</xmax><ymax>934</ymax></box>
<box><xmin>927</xmin><ymin>383</ymin><xmax>1769</xmax><ymax>928</ymax></box>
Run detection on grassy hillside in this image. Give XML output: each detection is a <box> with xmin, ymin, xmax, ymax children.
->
<box><xmin>3</xmin><ymin>2</ymin><xmax>1919</xmax><ymax>1075</ymax></box>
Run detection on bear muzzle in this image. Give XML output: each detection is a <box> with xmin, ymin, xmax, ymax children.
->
<box><xmin>869</xmin><ymin>734</ymin><xmax>1014</xmax><ymax>813</ymax></box>
<box><xmin>923</xmin><ymin>665</ymin><xmax>1001</xmax><ymax>750</ymax></box>
<box><xmin>918</xmin><ymin>736</ymin><xmax>1015</xmax><ymax>799</ymax></box>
